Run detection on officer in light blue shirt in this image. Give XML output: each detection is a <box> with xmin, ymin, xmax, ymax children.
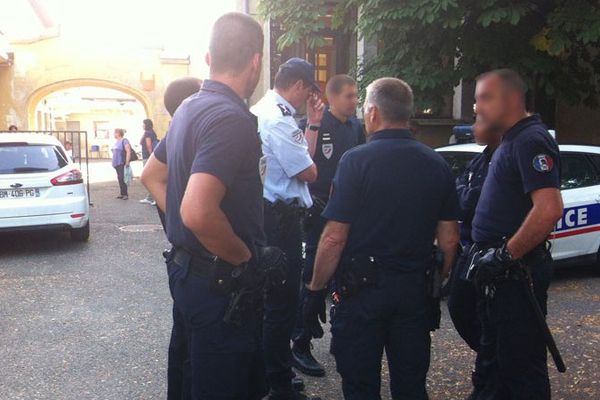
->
<box><xmin>251</xmin><ymin>58</ymin><xmax>324</xmax><ymax>400</ymax></box>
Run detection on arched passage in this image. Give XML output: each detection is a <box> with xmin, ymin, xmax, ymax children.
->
<box><xmin>27</xmin><ymin>78</ymin><xmax>152</xmax><ymax>130</ymax></box>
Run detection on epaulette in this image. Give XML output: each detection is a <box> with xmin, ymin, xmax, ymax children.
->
<box><xmin>277</xmin><ymin>104</ymin><xmax>292</xmax><ymax>117</ymax></box>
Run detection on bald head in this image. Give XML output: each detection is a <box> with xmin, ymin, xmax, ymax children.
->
<box><xmin>477</xmin><ymin>69</ymin><xmax>526</xmax><ymax>105</ymax></box>
<box><xmin>209</xmin><ymin>12</ymin><xmax>263</xmax><ymax>75</ymax></box>
<box><xmin>475</xmin><ymin>69</ymin><xmax>528</xmax><ymax>132</ymax></box>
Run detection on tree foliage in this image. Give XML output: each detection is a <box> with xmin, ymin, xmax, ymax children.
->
<box><xmin>258</xmin><ymin>0</ymin><xmax>600</xmax><ymax>112</ymax></box>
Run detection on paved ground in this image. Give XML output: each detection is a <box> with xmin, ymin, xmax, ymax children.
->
<box><xmin>1</xmin><ymin>162</ymin><xmax>599</xmax><ymax>399</ymax></box>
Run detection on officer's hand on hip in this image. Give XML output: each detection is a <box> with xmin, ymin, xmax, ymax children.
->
<box><xmin>302</xmin><ymin>285</ymin><xmax>327</xmax><ymax>339</ymax></box>
<box><xmin>476</xmin><ymin>242</ymin><xmax>515</xmax><ymax>270</ymax></box>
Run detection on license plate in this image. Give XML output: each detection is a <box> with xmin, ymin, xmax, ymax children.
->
<box><xmin>0</xmin><ymin>188</ymin><xmax>40</xmax><ymax>199</ymax></box>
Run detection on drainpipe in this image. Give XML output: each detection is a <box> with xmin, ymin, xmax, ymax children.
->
<box><xmin>243</xmin><ymin>0</ymin><xmax>250</xmax><ymax>14</ymax></box>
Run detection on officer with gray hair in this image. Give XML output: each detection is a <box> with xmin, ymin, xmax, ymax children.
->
<box><xmin>302</xmin><ymin>77</ymin><xmax>460</xmax><ymax>399</ymax></box>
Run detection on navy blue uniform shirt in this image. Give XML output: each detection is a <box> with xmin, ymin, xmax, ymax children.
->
<box><xmin>299</xmin><ymin>108</ymin><xmax>365</xmax><ymax>198</ymax></box>
<box><xmin>163</xmin><ymin>80</ymin><xmax>265</xmax><ymax>255</ymax></box>
<box><xmin>154</xmin><ymin>136</ymin><xmax>166</xmax><ymax>162</ymax></box>
<box><xmin>456</xmin><ymin>146</ymin><xmax>494</xmax><ymax>244</ymax></box>
<box><xmin>323</xmin><ymin>129</ymin><xmax>460</xmax><ymax>270</ymax></box>
<box><xmin>472</xmin><ymin>115</ymin><xmax>560</xmax><ymax>244</ymax></box>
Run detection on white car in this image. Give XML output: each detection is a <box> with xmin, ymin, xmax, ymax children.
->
<box><xmin>437</xmin><ymin>143</ymin><xmax>600</xmax><ymax>266</ymax></box>
<box><xmin>0</xmin><ymin>133</ymin><xmax>90</xmax><ymax>241</ymax></box>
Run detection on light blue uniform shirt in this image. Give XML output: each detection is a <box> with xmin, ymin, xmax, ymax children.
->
<box><xmin>251</xmin><ymin>90</ymin><xmax>313</xmax><ymax>208</ymax></box>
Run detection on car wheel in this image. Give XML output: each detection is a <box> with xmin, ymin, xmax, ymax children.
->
<box><xmin>71</xmin><ymin>222</ymin><xmax>90</xmax><ymax>242</ymax></box>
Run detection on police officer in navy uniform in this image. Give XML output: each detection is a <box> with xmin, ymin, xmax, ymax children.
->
<box><xmin>140</xmin><ymin>13</ymin><xmax>275</xmax><ymax>400</ymax></box>
<box><xmin>447</xmin><ymin>118</ymin><xmax>501</xmax><ymax>398</ymax></box>
<box><xmin>292</xmin><ymin>74</ymin><xmax>364</xmax><ymax>377</ymax></box>
<box><xmin>303</xmin><ymin>78</ymin><xmax>460</xmax><ymax>399</ymax></box>
<box><xmin>470</xmin><ymin>69</ymin><xmax>563</xmax><ymax>400</ymax></box>
<box><xmin>251</xmin><ymin>58</ymin><xmax>324</xmax><ymax>400</ymax></box>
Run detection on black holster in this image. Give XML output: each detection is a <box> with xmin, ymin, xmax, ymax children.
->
<box><xmin>265</xmin><ymin>200</ymin><xmax>307</xmax><ymax>243</ymax></box>
<box><xmin>304</xmin><ymin>195</ymin><xmax>327</xmax><ymax>232</ymax></box>
<box><xmin>335</xmin><ymin>255</ymin><xmax>378</xmax><ymax>298</ymax></box>
<box><xmin>425</xmin><ymin>249</ymin><xmax>444</xmax><ymax>331</ymax></box>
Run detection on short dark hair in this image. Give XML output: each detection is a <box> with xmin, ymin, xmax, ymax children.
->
<box><xmin>274</xmin><ymin>66</ymin><xmax>306</xmax><ymax>91</ymax></box>
<box><xmin>8</xmin><ymin>125</ymin><xmax>17</xmax><ymax>131</ymax></box>
<box><xmin>476</xmin><ymin>68</ymin><xmax>526</xmax><ymax>102</ymax></box>
<box><xmin>326</xmin><ymin>74</ymin><xmax>356</xmax><ymax>96</ymax></box>
<box><xmin>366</xmin><ymin>78</ymin><xmax>414</xmax><ymax>123</ymax></box>
<box><xmin>164</xmin><ymin>77</ymin><xmax>202</xmax><ymax>117</ymax></box>
<box><xmin>143</xmin><ymin>119</ymin><xmax>154</xmax><ymax>130</ymax></box>
<box><xmin>209</xmin><ymin>12</ymin><xmax>263</xmax><ymax>75</ymax></box>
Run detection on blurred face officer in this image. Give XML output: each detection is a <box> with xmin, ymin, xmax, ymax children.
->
<box><xmin>328</xmin><ymin>77</ymin><xmax>359</xmax><ymax>118</ymax></box>
<box><xmin>251</xmin><ymin>59</ymin><xmax>323</xmax><ymax>400</ymax></box>
<box><xmin>470</xmin><ymin>69</ymin><xmax>563</xmax><ymax>400</ymax></box>
<box><xmin>142</xmin><ymin>12</ymin><xmax>267</xmax><ymax>400</ymax></box>
<box><xmin>304</xmin><ymin>78</ymin><xmax>460</xmax><ymax>399</ymax></box>
<box><xmin>292</xmin><ymin>75</ymin><xmax>364</xmax><ymax>377</ymax></box>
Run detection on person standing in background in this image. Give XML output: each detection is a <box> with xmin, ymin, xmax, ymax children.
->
<box><xmin>112</xmin><ymin>128</ymin><xmax>131</xmax><ymax>200</ymax></box>
<box><xmin>447</xmin><ymin>117</ymin><xmax>502</xmax><ymax>399</ymax></box>
<box><xmin>140</xmin><ymin>119</ymin><xmax>158</xmax><ymax>205</ymax></box>
<box><xmin>292</xmin><ymin>74</ymin><xmax>364</xmax><ymax>377</ymax></box>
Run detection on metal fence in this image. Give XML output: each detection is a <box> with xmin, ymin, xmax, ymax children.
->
<box><xmin>0</xmin><ymin>130</ymin><xmax>91</xmax><ymax>204</ymax></box>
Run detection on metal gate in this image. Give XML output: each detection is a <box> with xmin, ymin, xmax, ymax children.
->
<box><xmin>0</xmin><ymin>130</ymin><xmax>91</xmax><ymax>204</ymax></box>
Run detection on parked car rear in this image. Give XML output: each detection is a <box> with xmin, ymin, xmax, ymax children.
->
<box><xmin>0</xmin><ymin>133</ymin><xmax>90</xmax><ymax>241</ymax></box>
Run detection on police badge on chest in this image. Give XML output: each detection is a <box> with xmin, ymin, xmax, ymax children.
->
<box><xmin>321</xmin><ymin>132</ymin><xmax>333</xmax><ymax>160</ymax></box>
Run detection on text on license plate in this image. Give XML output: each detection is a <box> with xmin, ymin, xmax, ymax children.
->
<box><xmin>0</xmin><ymin>188</ymin><xmax>40</xmax><ymax>199</ymax></box>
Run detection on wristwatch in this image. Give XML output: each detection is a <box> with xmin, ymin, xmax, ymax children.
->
<box><xmin>308</xmin><ymin>124</ymin><xmax>320</xmax><ymax>132</ymax></box>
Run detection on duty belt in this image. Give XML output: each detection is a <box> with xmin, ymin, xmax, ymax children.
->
<box><xmin>264</xmin><ymin>199</ymin><xmax>308</xmax><ymax>215</ymax></box>
<box><xmin>172</xmin><ymin>246</ymin><xmax>221</xmax><ymax>278</ymax></box>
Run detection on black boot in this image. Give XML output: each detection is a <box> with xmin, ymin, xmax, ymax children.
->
<box><xmin>268</xmin><ymin>390</ymin><xmax>322</xmax><ymax>400</ymax></box>
<box><xmin>291</xmin><ymin>376</ymin><xmax>305</xmax><ymax>392</ymax></box>
<box><xmin>291</xmin><ymin>341</ymin><xmax>325</xmax><ymax>377</ymax></box>
<box><xmin>467</xmin><ymin>370</ymin><xmax>483</xmax><ymax>400</ymax></box>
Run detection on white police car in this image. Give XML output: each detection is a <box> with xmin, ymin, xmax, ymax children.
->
<box><xmin>0</xmin><ymin>133</ymin><xmax>90</xmax><ymax>241</ymax></box>
<box><xmin>437</xmin><ymin>143</ymin><xmax>600</xmax><ymax>266</ymax></box>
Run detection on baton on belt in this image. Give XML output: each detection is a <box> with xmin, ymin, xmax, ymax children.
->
<box><xmin>520</xmin><ymin>264</ymin><xmax>566</xmax><ymax>373</ymax></box>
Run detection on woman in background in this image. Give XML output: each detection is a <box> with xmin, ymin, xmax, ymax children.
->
<box><xmin>139</xmin><ymin>119</ymin><xmax>158</xmax><ymax>205</ymax></box>
<box><xmin>112</xmin><ymin>128</ymin><xmax>131</xmax><ymax>200</ymax></box>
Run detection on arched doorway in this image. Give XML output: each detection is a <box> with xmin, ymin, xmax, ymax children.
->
<box><xmin>27</xmin><ymin>79</ymin><xmax>150</xmax><ymax>158</ymax></box>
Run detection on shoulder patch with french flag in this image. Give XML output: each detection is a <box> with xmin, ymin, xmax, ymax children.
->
<box><xmin>533</xmin><ymin>154</ymin><xmax>554</xmax><ymax>173</ymax></box>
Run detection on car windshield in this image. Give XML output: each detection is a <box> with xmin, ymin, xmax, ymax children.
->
<box><xmin>438</xmin><ymin>151</ymin><xmax>478</xmax><ymax>178</ymax></box>
<box><xmin>0</xmin><ymin>144</ymin><xmax>69</xmax><ymax>174</ymax></box>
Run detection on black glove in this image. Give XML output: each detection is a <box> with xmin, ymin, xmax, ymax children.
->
<box><xmin>474</xmin><ymin>243</ymin><xmax>516</xmax><ymax>287</ymax></box>
<box><xmin>257</xmin><ymin>246</ymin><xmax>288</xmax><ymax>289</ymax></box>
<box><xmin>302</xmin><ymin>287</ymin><xmax>327</xmax><ymax>339</ymax></box>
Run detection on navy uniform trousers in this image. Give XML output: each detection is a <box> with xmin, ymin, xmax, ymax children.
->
<box><xmin>167</xmin><ymin>296</ymin><xmax>191</xmax><ymax>400</ymax></box>
<box><xmin>332</xmin><ymin>268</ymin><xmax>431</xmax><ymax>400</ymax></box>
<box><xmin>263</xmin><ymin>204</ymin><xmax>304</xmax><ymax>393</ymax></box>
<box><xmin>167</xmin><ymin>253</ymin><xmax>267</xmax><ymax>400</ymax></box>
<box><xmin>447</xmin><ymin>247</ymin><xmax>481</xmax><ymax>352</ymax></box>
<box><xmin>474</xmin><ymin>251</ymin><xmax>552</xmax><ymax>400</ymax></box>
<box><xmin>293</xmin><ymin>213</ymin><xmax>327</xmax><ymax>345</ymax></box>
